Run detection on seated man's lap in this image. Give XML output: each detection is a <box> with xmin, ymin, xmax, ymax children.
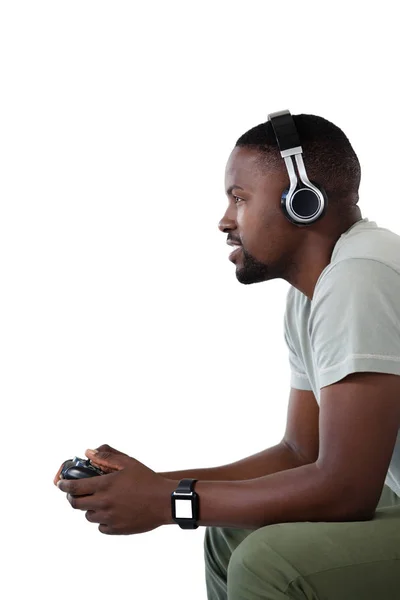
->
<box><xmin>227</xmin><ymin>490</ymin><xmax>400</xmax><ymax>599</ymax></box>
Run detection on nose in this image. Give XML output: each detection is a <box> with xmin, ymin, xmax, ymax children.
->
<box><xmin>218</xmin><ymin>208</ymin><xmax>236</xmax><ymax>234</ymax></box>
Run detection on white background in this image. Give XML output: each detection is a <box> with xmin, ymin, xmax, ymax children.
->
<box><xmin>1</xmin><ymin>1</ymin><xmax>399</xmax><ymax>599</ymax></box>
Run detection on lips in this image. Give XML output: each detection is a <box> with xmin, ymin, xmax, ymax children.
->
<box><xmin>228</xmin><ymin>245</ymin><xmax>242</xmax><ymax>261</ymax></box>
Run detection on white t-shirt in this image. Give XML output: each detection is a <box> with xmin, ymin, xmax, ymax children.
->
<box><xmin>284</xmin><ymin>217</ymin><xmax>400</xmax><ymax>497</ymax></box>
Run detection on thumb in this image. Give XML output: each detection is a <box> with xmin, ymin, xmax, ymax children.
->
<box><xmin>85</xmin><ymin>444</ymin><xmax>130</xmax><ymax>471</ymax></box>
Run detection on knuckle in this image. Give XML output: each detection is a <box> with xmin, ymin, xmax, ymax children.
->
<box><xmin>98</xmin><ymin>497</ymin><xmax>109</xmax><ymax>511</ymax></box>
<box><xmin>68</xmin><ymin>482</ymin><xmax>78</xmax><ymax>495</ymax></box>
<box><xmin>105</xmin><ymin>508</ymin><xmax>114</xmax><ymax>521</ymax></box>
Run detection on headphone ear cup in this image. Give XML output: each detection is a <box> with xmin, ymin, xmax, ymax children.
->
<box><xmin>281</xmin><ymin>184</ymin><xmax>328</xmax><ymax>226</ymax></box>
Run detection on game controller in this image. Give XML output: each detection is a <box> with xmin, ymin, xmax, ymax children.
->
<box><xmin>60</xmin><ymin>456</ymin><xmax>105</xmax><ymax>479</ymax></box>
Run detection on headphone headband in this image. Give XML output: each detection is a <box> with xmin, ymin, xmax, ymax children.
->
<box><xmin>267</xmin><ymin>110</ymin><xmax>302</xmax><ymax>153</ymax></box>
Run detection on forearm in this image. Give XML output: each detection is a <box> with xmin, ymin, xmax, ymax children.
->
<box><xmin>158</xmin><ymin>442</ymin><xmax>307</xmax><ymax>481</ymax></box>
<box><xmin>161</xmin><ymin>462</ymin><xmax>369</xmax><ymax>529</ymax></box>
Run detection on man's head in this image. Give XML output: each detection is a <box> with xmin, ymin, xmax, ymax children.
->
<box><xmin>218</xmin><ymin>113</ymin><xmax>362</xmax><ymax>288</ymax></box>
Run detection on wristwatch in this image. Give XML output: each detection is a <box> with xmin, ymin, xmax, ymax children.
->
<box><xmin>171</xmin><ymin>478</ymin><xmax>199</xmax><ymax>529</ymax></box>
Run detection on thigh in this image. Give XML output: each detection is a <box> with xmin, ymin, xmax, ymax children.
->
<box><xmin>228</xmin><ymin>492</ymin><xmax>400</xmax><ymax>600</ymax></box>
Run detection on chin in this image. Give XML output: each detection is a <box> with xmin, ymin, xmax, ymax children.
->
<box><xmin>235</xmin><ymin>268</ymin><xmax>268</xmax><ymax>285</ymax></box>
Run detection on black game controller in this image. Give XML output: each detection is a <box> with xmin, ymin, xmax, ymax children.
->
<box><xmin>60</xmin><ymin>456</ymin><xmax>105</xmax><ymax>480</ymax></box>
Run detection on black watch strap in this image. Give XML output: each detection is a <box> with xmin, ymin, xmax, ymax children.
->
<box><xmin>176</xmin><ymin>478</ymin><xmax>197</xmax><ymax>493</ymax></box>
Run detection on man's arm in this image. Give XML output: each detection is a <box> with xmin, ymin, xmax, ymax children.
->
<box><xmin>159</xmin><ymin>442</ymin><xmax>304</xmax><ymax>481</ymax></box>
<box><xmin>160</xmin><ymin>373</ymin><xmax>400</xmax><ymax>528</ymax></box>
<box><xmin>159</xmin><ymin>388</ymin><xmax>319</xmax><ymax>481</ymax></box>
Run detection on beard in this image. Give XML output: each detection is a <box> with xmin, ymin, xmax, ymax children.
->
<box><xmin>234</xmin><ymin>246</ymin><xmax>272</xmax><ymax>285</ymax></box>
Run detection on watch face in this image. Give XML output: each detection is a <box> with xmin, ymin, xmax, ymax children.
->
<box><xmin>175</xmin><ymin>498</ymin><xmax>193</xmax><ymax>519</ymax></box>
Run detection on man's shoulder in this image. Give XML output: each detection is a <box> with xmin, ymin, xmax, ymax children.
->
<box><xmin>317</xmin><ymin>257</ymin><xmax>400</xmax><ymax>292</ymax></box>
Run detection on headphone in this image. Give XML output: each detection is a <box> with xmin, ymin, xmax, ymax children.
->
<box><xmin>267</xmin><ymin>110</ymin><xmax>328</xmax><ymax>226</ymax></box>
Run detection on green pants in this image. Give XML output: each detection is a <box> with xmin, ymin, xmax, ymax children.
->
<box><xmin>204</xmin><ymin>484</ymin><xmax>400</xmax><ymax>599</ymax></box>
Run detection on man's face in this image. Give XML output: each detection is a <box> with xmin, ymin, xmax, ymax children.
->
<box><xmin>219</xmin><ymin>145</ymin><xmax>299</xmax><ymax>285</ymax></box>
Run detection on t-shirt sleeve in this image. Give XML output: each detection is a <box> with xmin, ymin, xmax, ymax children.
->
<box><xmin>309</xmin><ymin>258</ymin><xmax>400</xmax><ymax>389</ymax></box>
<box><xmin>284</xmin><ymin>304</ymin><xmax>313</xmax><ymax>391</ymax></box>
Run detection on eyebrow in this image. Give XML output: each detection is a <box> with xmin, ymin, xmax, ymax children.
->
<box><xmin>226</xmin><ymin>185</ymin><xmax>244</xmax><ymax>196</ymax></box>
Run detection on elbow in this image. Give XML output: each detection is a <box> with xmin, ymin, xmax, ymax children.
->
<box><xmin>317</xmin><ymin>477</ymin><xmax>376</xmax><ymax>522</ymax></box>
<box><xmin>334</xmin><ymin>504</ymin><xmax>375</xmax><ymax>522</ymax></box>
<box><xmin>328</xmin><ymin>486</ymin><xmax>376</xmax><ymax>522</ymax></box>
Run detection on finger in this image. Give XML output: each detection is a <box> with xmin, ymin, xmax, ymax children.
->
<box><xmin>53</xmin><ymin>463</ymin><xmax>65</xmax><ymax>486</ymax></box>
<box><xmin>91</xmin><ymin>444</ymin><xmax>128</xmax><ymax>456</ymax></box>
<box><xmin>98</xmin><ymin>523</ymin><xmax>115</xmax><ymax>535</ymax></box>
<box><xmin>57</xmin><ymin>476</ymin><xmax>102</xmax><ymax>496</ymax></box>
<box><xmin>84</xmin><ymin>448</ymin><xmax>126</xmax><ymax>471</ymax></box>
<box><xmin>66</xmin><ymin>494</ymin><xmax>103</xmax><ymax>511</ymax></box>
<box><xmin>84</xmin><ymin>450</ymin><xmax>118</xmax><ymax>474</ymax></box>
<box><xmin>86</xmin><ymin>460</ymin><xmax>117</xmax><ymax>475</ymax></box>
<box><xmin>85</xmin><ymin>509</ymin><xmax>109</xmax><ymax>523</ymax></box>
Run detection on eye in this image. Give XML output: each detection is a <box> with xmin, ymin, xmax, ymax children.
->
<box><xmin>233</xmin><ymin>195</ymin><xmax>244</xmax><ymax>205</ymax></box>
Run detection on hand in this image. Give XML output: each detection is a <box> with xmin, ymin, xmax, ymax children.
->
<box><xmin>53</xmin><ymin>444</ymin><xmax>124</xmax><ymax>486</ymax></box>
<box><xmin>56</xmin><ymin>444</ymin><xmax>176</xmax><ymax>535</ymax></box>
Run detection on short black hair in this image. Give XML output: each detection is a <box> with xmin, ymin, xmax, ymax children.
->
<box><xmin>235</xmin><ymin>114</ymin><xmax>361</xmax><ymax>209</ymax></box>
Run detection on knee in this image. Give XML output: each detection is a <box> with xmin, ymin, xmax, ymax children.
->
<box><xmin>227</xmin><ymin>524</ymin><xmax>306</xmax><ymax>597</ymax></box>
<box><xmin>228</xmin><ymin>524</ymin><xmax>287</xmax><ymax>568</ymax></box>
<box><xmin>227</xmin><ymin>527</ymin><xmax>278</xmax><ymax>580</ymax></box>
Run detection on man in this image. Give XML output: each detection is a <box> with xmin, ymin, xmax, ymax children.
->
<box><xmin>55</xmin><ymin>113</ymin><xmax>400</xmax><ymax>599</ymax></box>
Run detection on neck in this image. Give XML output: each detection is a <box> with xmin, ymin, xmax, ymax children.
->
<box><xmin>287</xmin><ymin>206</ymin><xmax>363</xmax><ymax>301</ymax></box>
